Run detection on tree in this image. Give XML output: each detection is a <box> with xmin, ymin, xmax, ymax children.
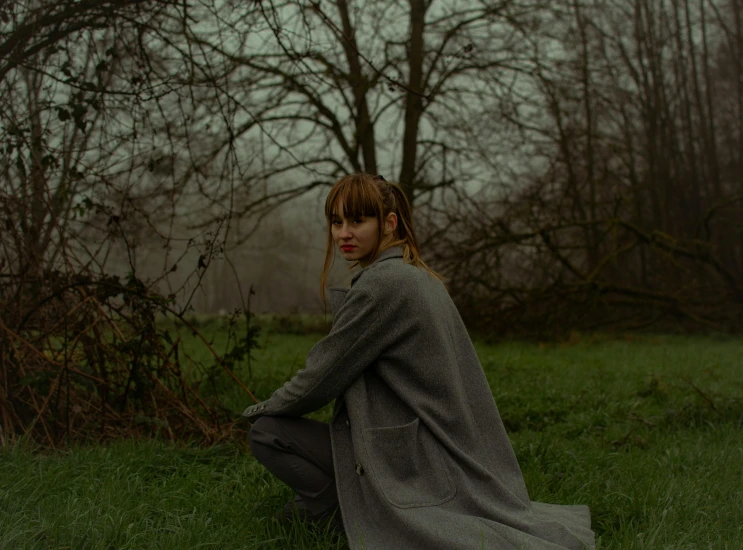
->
<box><xmin>0</xmin><ymin>0</ymin><xmax>265</xmax><ymax>446</ymax></box>
<box><xmin>182</xmin><ymin>0</ymin><xmax>546</xmax><ymax>208</ymax></box>
<box><xmin>433</xmin><ymin>0</ymin><xmax>743</xmax><ymax>335</ymax></box>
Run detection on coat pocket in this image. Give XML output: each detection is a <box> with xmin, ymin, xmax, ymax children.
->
<box><xmin>363</xmin><ymin>417</ymin><xmax>456</xmax><ymax>509</ymax></box>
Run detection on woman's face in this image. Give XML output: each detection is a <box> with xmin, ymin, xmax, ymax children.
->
<box><xmin>331</xmin><ymin>208</ymin><xmax>380</xmax><ymax>266</ymax></box>
<box><xmin>331</xmin><ymin>202</ymin><xmax>397</xmax><ymax>266</ymax></box>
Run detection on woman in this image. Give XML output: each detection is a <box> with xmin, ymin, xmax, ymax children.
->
<box><xmin>244</xmin><ymin>173</ymin><xmax>595</xmax><ymax>549</ymax></box>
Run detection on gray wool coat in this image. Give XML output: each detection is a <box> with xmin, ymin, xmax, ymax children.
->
<box><xmin>243</xmin><ymin>247</ymin><xmax>595</xmax><ymax>550</ymax></box>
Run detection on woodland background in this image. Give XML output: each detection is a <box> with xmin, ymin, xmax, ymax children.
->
<box><xmin>1</xmin><ymin>0</ymin><xmax>742</xmax><ymax>445</ymax></box>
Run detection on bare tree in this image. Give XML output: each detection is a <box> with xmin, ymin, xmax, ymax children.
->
<box><xmin>433</xmin><ymin>0</ymin><xmax>743</xmax><ymax>335</ymax></box>
<box><xmin>178</xmin><ymin>0</ymin><xmax>546</xmax><ymax>210</ymax></box>
<box><xmin>0</xmin><ymin>0</ymin><xmax>266</xmax><ymax>446</ymax></box>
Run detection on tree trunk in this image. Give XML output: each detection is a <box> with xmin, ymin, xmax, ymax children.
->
<box><xmin>399</xmin><ymin>0</ymin><xmax>427</xmax><ymax>204</ymax></box>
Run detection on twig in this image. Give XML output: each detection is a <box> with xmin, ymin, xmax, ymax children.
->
<box><xmin>678</xmin><ymin>376</ymin><xmax>718</xmax><ymax>413</ymax></box>
<box><xmin>627</xmin><ymin>413</ymin><xmax>656</xmax><ymax>427</ymax></box>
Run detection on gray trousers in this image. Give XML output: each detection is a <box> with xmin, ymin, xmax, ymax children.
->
<box><xmin>248</xmin><ymin>416</ymin><xmax>340</xmax><ymax>515</ymax></box>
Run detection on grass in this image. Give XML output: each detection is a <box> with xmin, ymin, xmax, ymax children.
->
<box><xmin>0</xmin><ymin>441</ymin><xmax>345</xmax><ymax>550</ymax></box>
<box><xmin>1</xmin><ymin>330</ymin><xmax>742</xmax><ymax>549</ymax></box>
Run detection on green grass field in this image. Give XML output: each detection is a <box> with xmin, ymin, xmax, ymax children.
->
<box><xmin>1</xmin><ymin>328</ymin><xmax>742</xmax><ymax>549</ymax></box>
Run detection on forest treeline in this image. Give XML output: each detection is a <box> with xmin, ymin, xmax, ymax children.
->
<box><xmin>431</xmin><ymin>0</ymin><xmax>743</xmax><ymax>336</ymax></box>
<box><xmin>0</xmin><ymin>0</ymin><xmax>741</xmax><ymax>443</ymax></box>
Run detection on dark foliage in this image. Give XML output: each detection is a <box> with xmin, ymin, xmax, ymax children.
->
<box><xmin>0</xmin><ymin>270</ymin><xmax>259</xmax><ymax>447</ymax></box>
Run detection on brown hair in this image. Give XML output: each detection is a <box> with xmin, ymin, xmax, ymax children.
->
<box><xmin>320</xmin><ymin>173</ymin><xmax>443</xmax><ymax>301</ymax></box>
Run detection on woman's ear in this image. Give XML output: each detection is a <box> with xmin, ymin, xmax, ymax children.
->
<box><xmin>384</xmin><ymin>212</ymin><xmax>398</xmax><ymax>235</ymax></box>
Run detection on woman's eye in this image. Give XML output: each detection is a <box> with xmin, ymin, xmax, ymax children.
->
<box><xmin>353</xmin><ymin>218</ymin><xmax>363</xmax><ymax>224</ymax></box>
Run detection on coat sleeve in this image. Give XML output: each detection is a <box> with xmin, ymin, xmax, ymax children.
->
<box><xmin>243</xmin><ymin>287</ymin><xmax>387</xmax><ymax>421</ymax></box>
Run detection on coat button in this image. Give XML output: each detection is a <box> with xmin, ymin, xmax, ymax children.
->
<box><xmin>345</xmin><ymin>419</ymin><xmax>350</xmax><ymax>427</ymax></box>
<box><xmin>355</xmin><ymin>463</ymin><xmax>364</xmax><ymax>475</ymax></box>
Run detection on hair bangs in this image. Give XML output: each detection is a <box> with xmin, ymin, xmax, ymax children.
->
<box><xmin>325</xmin><ymin>175</ymin><xmax>382</xmax><ymax>221</ymax></box>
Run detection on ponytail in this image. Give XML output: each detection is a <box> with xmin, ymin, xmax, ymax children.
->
<box><xmin>379</xmin><ymin>180</ymin><xmax>444</xmax><ymax>283</ymax></box>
